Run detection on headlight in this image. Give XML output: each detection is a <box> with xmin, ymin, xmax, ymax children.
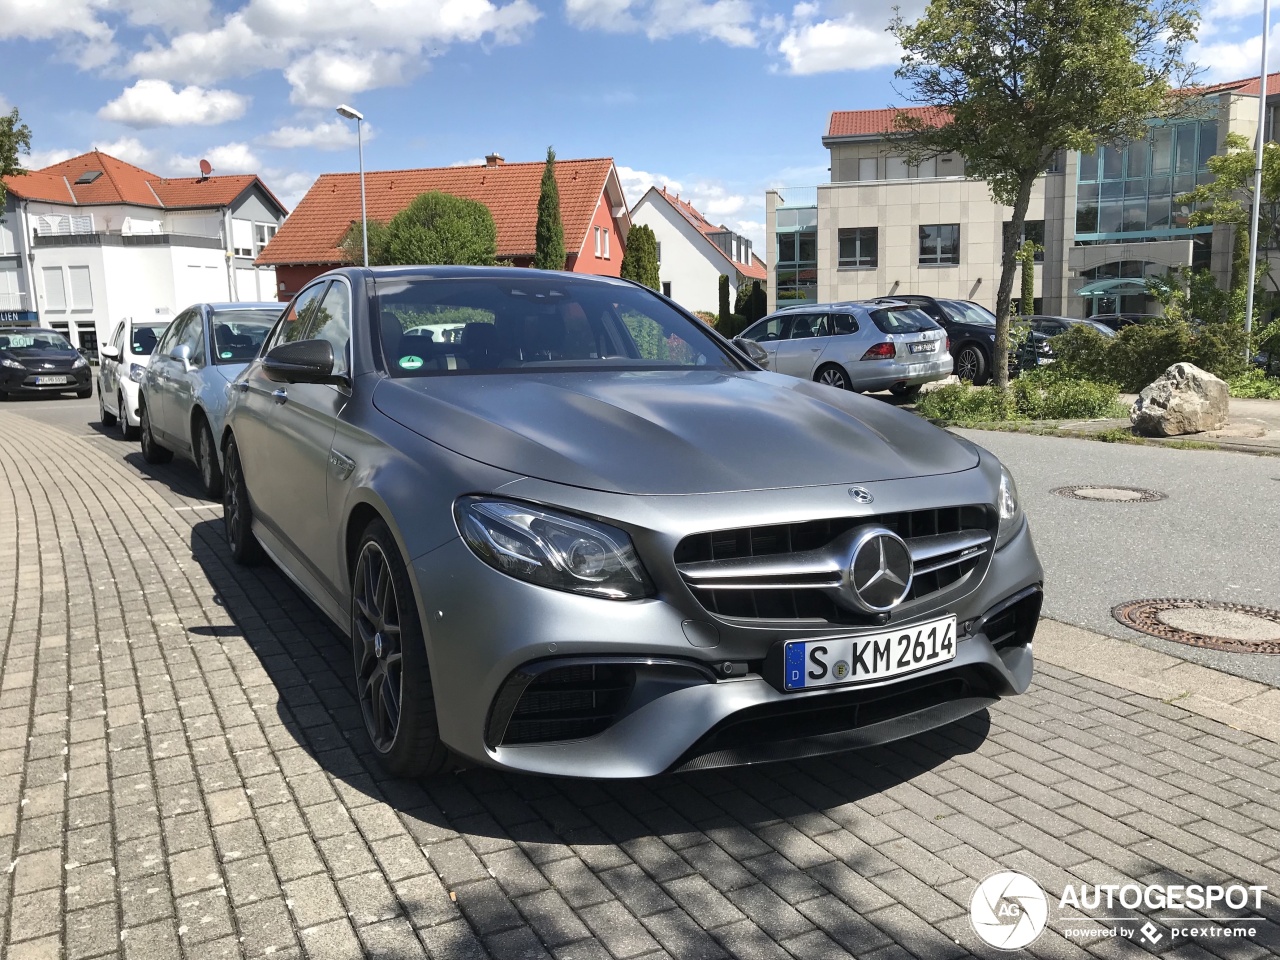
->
<box><xmin>0</xmin><ymin>358</ymin><xmax>23</xmax><ymax>369</ymax></box>
<box><xmin>73</xmin><ymin>356</ymin><xmax>88</xmax><ymax>369</ymax></box>
<box><xmin>128</xmin><ymin>364</ymin><xmax>145</xmax><ymax>383</ymax></box>
<box><xmin>455</xmin><ymin>497</ymin><xmax>653</xmax><ymax>600</ymax></box>
<box><xmin>996</xmin><ymin>465</ymin><xmax>1024</xmax><ymax>549</ymax></box>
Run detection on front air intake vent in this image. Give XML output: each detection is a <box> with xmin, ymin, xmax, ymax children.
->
<box><xmin>496</xmin><ymin>664</ymin><xmax>635</xmax><ymax>745</ymax></box>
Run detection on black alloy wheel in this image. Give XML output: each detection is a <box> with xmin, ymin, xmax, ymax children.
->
<box><xmin>955</xmin><ymin>344</ymin><xmax>989</xmax><ymax>385</ymax></box>
<box><xmin>196</xmin><ymin>417</ymin><xmax>224</xmax><ymax>499</ymax></box>
<box><xmin>139</xmin><ymin>400</ymin><xmax>173</xmax><ymax>464</ymax></box>
<box><xmin>351</xmin><ymin>520</ymin><xmax>448</xmax><ymax>777</ymax></box>
<box><xmin>815</xmin><ymin>364</ymin><xmax>851</xmax><ymax>391</ymax></box>
<box><xmin>222</xmin><ymin>437</ymin><xmax>263</xmax><ymax>565</ymax></box>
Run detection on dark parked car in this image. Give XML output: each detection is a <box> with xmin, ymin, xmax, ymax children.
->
<box><xmin>220</xmin><ymin>266</ymin><xmax>1042</xmax><ymax>779</ymax></box>
<box><xmin>1086</xmin><ymin>313</ymin><xmax>1162</xmax><ymax>332</ymax></box>
<box><xmin>0</xmin><ymin>327</ymin><xmax>93</xmax><ymax>399</ymax></box>
<box><xmin>875</xmin><ymin>295</ymin><xmax>999</xmax><ymax>385</ymax></box>
<box><xmin>1010</xmin><ymin>316</ymin><xmax>1118</xmax><ymax>373</ymax></box>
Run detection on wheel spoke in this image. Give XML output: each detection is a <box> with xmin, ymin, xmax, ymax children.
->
<box><xmin>381</xmin><ymin>672</ymin><xmax>400</xmax><ymax>733</ymax></box>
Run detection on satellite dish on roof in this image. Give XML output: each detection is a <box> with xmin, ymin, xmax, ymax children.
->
<box><xmin>198</xmin><ymin>159</ymin><xmax>212</xmax><ymax>180</ymax></box>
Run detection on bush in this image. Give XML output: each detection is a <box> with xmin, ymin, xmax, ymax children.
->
<box><xmin>716</xmin><ymin>313</ymin><xmax>749</xmax><ymax>338</ymax></box>
<box><xmin>1228</xmin><ymin>368</ymin><xmax>1280</xmax><ymax>399</ymax></box>
<box><xmin>917</xmin><ymin>371</ymin><xmax>1121</xmax><ymax>423</ymax></box>
<box><xmin>693</xmin><ymin>310</ymin><xmax>718</xmax><ymax>326</ymax></box>
<box><xmin>1051</xmin><ymin>319</ymin><xmax>1249</xmax><ymax>392</ymax></box>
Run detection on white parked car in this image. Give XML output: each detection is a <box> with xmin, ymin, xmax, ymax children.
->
<box><xmin>97</xmin><ymin>319</ymin><xmax>169</xmax><ymax>439</ymax></box>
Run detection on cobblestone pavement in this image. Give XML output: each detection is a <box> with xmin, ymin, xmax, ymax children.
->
<box><xmin>2</xmin><ymin>398</ymin><xmax>1279</xmax><ymax>960</ymax></box>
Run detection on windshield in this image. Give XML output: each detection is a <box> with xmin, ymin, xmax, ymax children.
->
<box><xmin>374</xmin><ymin>277</ymin><xmax>737</xmax><ymax>376</ymax></box>
<box><xmin>129</xmin><ymin>324</ymin><xmax>167</xmax><ymax>356</ymax></box>
<box><xmin>211</xmin><ymin>309</ymin><xmax>278</xmax><ymax>363</ymax></box>
<box><xmin>0</xmin><ymin>331</ymin><xmax>75</xmax><ymax>353</ymax></box>
<box><xmin>869</xmin><ymin>306</ymin><xmax>938</xmax><ymax>334</ymax></box>
<box><xmin>941</xmin><ymin>300</ymin><xmax>996</xmax><ymax>326</ymax></box>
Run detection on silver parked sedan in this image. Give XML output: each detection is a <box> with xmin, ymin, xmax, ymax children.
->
<box><xmin>220</xmin><ymin>267</ymin><xmax>1042</xmax><ymax>779</ymax></box>
<box><xmin>139</xmin><ymin>302</ymin><xmax>281</xmax><ymax>497</ymax></box>
<box><xmin>740</xmin><ymin>301</ymin><xmax>952</xmax><ymax>399</ymax></box>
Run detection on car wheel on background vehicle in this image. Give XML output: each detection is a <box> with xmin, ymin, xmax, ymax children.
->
<box><xmin>954</xmin><ymin>344</ymin><xmax>989</xmax><ymax>385</ymax></box>
<box><xmin>119</xmin><ymin>391</ymin><xmax>138</xmax><ymax>440</ymax></box>
<box><xmin>223</xmin><ymin>436</ymin><xmax>264</xmax><ymax>566</ymax></box>
<box><xmin>351</xmin><ymin>518</ymin><xmax>449</xmax><ymax>778</ymax></box>
<box><xmin>889</xmin><ymin>383</ymin><xmax>923</xmax><ymax>402</ymax></box>
<box><xmin>99</xmin><ymin>388</ymin><xmax>116</xmax><ymax>427</ymax></box>
<box><xmin>195</xmin><ymin>416</ymin><xmax>224</xmax><ymax>500</ymax></box>
<box><xmin>814</xmin><ymin>363</ymin><xmax>851</xmax><ymax>391</ymax></box>
<box><xmin>139</xmin><ymin>399</ymin><xmax>173</xmax><ymax>464</ymax></box>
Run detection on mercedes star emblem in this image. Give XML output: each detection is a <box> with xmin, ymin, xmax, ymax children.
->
<box><xmin>848</xmin><ymin>486</ymin><xmax>874</xmax><ymax>504</ymax></box>
<box><xmin>847</xmin><ymin>528</ymin><xmax>914</xmax><ymax>612</ymax></box>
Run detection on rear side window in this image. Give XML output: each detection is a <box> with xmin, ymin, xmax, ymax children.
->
<box><xmin>868</xmin><ymin>307</ymin><xmax>938</xmax><ymax>334</ymax></box>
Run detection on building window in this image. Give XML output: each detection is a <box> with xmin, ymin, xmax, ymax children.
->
<box><xmin>0</xmin><ymin>261</ymin><xmax>20</xmax><ymax>310</ymax></box>
<box><xmin>231</xmin><ymin>218</ymin><xmax>253</xmax><ymax>258</ymax></box>
<box><xmin>837</xmin><ymin>227</ymin><xmax>878</xmax><ymax>268</ymax></box>
<box><xmin>603</xmin><ymin>228</ymin><xmax>610</xmax><ymax>259</ymax></box>
<box><xmin>42</xmin><ymin>267</ymin><xmax>66</xmax><ymax>311</ymax></box>
<box><xmin>775</xmin><ymin>222</ymin><xmax>818</xmax><ymax>303</ymax></box>
<box><xmin>858</xmin><ymin>157</ymin><xmax>878</xmax><ymax>181</ymax></box>
<box><xmin>886</xmin><ymin>156</ymin><xmax>909</xmax><ymax>180</ymax></box>
<box><xmin>662</xmin><ymin>281</ymin><xmax>672</xmax><ymax>298</ymax></box>
<box><xmin>915</xmin><ymin>157</ymin><xmax>936</xmax><ymax>179</ymax></box>
<box><xmin>1003</xmin><ymin>220</ymin><xmax>1045</xmax><ymax>261</ymax></box>
<box><xmin>919</xmin><ymin>224</ymin><xmax>960</xmax><ymax>265</ymax></box>
<box><xmin>68</xmin><ymin>265</ymin><xmax>93</xmax><ymax>310</ymax></box>
<box><xmin>594</xmin><ymin>226</ymin><xmax>601</xmax><ymax>257</ymax></box>
<box><xmin>254</xmin><ymin>223</ymin><xmax>277</xmax><ymax>254</ymax></box>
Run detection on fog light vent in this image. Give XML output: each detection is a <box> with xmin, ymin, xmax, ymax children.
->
<box><xmin>500</xmin><ymin>664</ymin><xmax>635</xmax><ymax>745</ymax></box>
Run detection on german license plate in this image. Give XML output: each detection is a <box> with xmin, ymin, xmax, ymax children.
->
<box><xmin>783</xmin><ymin>615</ymin><xmax>957</xmax><ymax>691</ymax></box>
<box><xmin>909</xmin><ymin>342</ymin><xmax>936</xmax><ymax>354</ymax></box>
<box><xmin>34</xmin><ymin>376</ymin><xmax>70</xmax><ymax>385</ymax></box>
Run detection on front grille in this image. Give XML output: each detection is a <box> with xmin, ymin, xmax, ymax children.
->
<box><xmin>499</xmin><ymin>664</ymin><xmax>635</xmax><ymax>745</ymax></box>
<box><xmin>675</xmin><ymin>506</ymin><xmax>992</xmax><ymax>624</ymax></box>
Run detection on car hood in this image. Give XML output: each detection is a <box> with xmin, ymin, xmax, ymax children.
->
<box><xmin>372</xmin><ymin>369</ymin><xmax>979</xmax><ymax>495</ymax></box>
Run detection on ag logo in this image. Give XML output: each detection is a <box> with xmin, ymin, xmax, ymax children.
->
<box><xmin>970</xmin><ymin>871</ymin><xmax>1048</xmax><ymax>950</ymax></box>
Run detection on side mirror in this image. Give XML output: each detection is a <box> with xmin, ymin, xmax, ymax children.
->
<box><xmin>732</xmin><ymin>337</ymin><xmax>770</xmax><ymax>370</ymax></box>
<box><xmin>262</xmin><ymin>338</ymin><xmax>347</xmax><ymax>385</ymax></box>
<box><xmin>170</xmin><ymin>343</ymin><xmax>192</xmax><ymax>367</ymax></box>
<box><xmin>100</xmin><ymin>345</ymin><xmax>120</xmax><ymax>360</ymax></box>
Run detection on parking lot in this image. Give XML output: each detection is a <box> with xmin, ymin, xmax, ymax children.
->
<box><xmin>2</xmin><ymin>396</ymin><xmax>1279</xmax><ymax>960</ymax></box>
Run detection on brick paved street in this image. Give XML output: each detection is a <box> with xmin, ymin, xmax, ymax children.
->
<box><xmin>2</xmin><ymin>398</ymin><xmax>1279</xmax><ymax>960</ymax></box>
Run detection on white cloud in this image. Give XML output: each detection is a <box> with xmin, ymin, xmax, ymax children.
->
<box><xmin>1194</xmin><ymin>22</ymin><xmax>1280</xmax><ymax>81</ymax></box>
<box><xmin>0</xmin><ymin>92</ymin><xmax>9</xmax><ymax>113</ymax></box>
<box><xmin>450</xmin><ymin>157</ymin><xmax>487</xmax><ymax>167</ymax></box>
<box><xmin>770</xmin><ymin>0</ymin><xmax>914</xmax><ymax>74</ymax></box>
<box><xmin>261</xmin><ymin>168</ymin><xmax>317</xmax><ymax>211</ymax></box>
<box><xmin>172</xmin><ymin>142</ymin><xmax>261</xmax><ymax>174</ymax></box>
<box><xmin>92</xmin><ymin>136</ymin><xmax>162</xmax><ymax>168</ymax></box>
<box><xmin>565</xmin><ymin>0</ymin><xmax>757</xmax><ymax>46</ymax></box>
<box><xmin>620</xmin><ymin>164</ymin><xmax>765</xmax><ymax>251</ymax></box>
<box><xmin>260</xmin><ymin>118</ymin><xmax>369</xmax><ymax>150</ymax></box>
<box><xmin>126</xmin><ymin>14</ymin><xmax>274</xmax><ymax>85</ymax></box>
<box><xmin>99</xmin><ymin>79</ymin><xmax>249</xmax><ymax>127</ymax></box>
<box><xmin>24</xmin><ymin>147</ymin><xmax>78</xmax><ymax>169</ymax></box>
<box><xmin>284</xmin><ymin>48</ymin><xmax>412</xmax><ymax>106</ymax></box>
<box><xmin>117</xmin><ymin>0</ymin><xmax>214</xmax><ymax>33</ymax></box>
<box><xmin>0</xmin><ymin>0</ymin><xmax>112</xmax><ymax>43</ymax></box>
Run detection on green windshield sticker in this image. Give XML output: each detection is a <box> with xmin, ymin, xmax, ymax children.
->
<box><xmin>399</xmin><ymin>355</ymin><xmax>424</xmax><ymax>370</ymax></box>
<box><xmin>220</xmin><ymin>351</ymin><xmax>234</xmax><ymax>359</ymax></box>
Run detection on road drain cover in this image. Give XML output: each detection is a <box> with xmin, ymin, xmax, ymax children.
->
<box><xmin>1052</xmin><ymin>485</ymin><xmax>1167</xmax><ymax>503</ymax></box>
<box><xmin>1113</xmin><ymin>599</ymin><xmax>1280</xmax><ymax>653</ymax></box>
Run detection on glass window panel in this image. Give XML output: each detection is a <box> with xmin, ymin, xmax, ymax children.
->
<box><xmin>916</xmin><ymin>157</ymin><xmax>936</xmax><ymax>178</ymax></box>
<box><xmin>1147</xmin><ymin>197</ymin><xmax>1171</xmax><ymax>230</ymax></box>
<box><xmin>796</xmin><ymin>232</ymin><xmax>817</xmax><ymax>263</ymax></box>
<box><xmin>1079</xmin><ymin>148</ymin><xmax>1099</xmax><ymax>182</ymax></box>
<box><xmin>797</xmin><ymin>207</ymin><xmax>818</xmax><ymax>229</ymax></box>
<box><xmin>1099</xmin><ymin>201</ymin><xmax>1122</xmax><ymax>233</ymax></box>
<box><xmin>1076</xmin><ymin>203</ymin><xmax>1098</xmax><ymax>234</ymax></box>
<box><xmin>858</xmin><ymin>157</ymin><xmax>878</xmax><ymax>180</ymax></box>
<box><xmin>1122</xmin><ymin>199</ymin><xmax>1147</xmax><ymax>232</ymax></box>
<box><xmin>1151</xmin><ymin>127</ymin><xmax>1173</xmax><ymax>177</ymax></box>
<box><xmin>1148</xmin><ymin>176</ymin><xmax>1172</xmax><ymax>199</ymax></box>
<box><xmin>1198</xmin><ymin>120</ymin><xmax>1218</xmax><ymax>167</ymax></box>
<box><xmin>1126</xmin><ymin>141</ymin><xmax>1149</xmax><ymax>179</ymax></box>
<box><xmin>777</xmin><ymin>234</ymin><xmax>796</xmax><ymax>263</ymax></box>
<box><xmin>837</xmin><ymin>227</ymin><xmax>878</xmax><ymax>267</ymax></box>
<box><xmin>1077</xmin><ymin>182</ymin><xmax>1099</xmax><ymax>204</ymax></box>
<box><xmin>1102</xmin><ymin>145</ymin><xmax>1124</xmax><ymax>180</ymax></box>
<box><xmin>1101</xmin><ymin>180</ymin><xmax>1123</xmax><ymax>200</ymax></box>
<box><xmin>1174</xmin><ymin>173</ymin><xmax>1195</xmax><ymax>197</ymax></box>
<box><xmin>1174</xmin><ymin>124</ymin><xmax>1197</xmax><ymax>175</ymax></box>
<box><xmin>1124</xmin><ymin>177</ymin><xmax>1148</xmax><ymax>198</ymax></box>
<box><xmin>886</xmin><ymin>155</ymin><xmax>909</xmax><ymax>179</ymax></box>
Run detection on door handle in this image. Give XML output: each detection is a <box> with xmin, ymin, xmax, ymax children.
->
<box><xmin>234</xmin><ymin>382</ymin><xmax>249</xmax><ymax>393</ymax></box>
<box><xmin>272</xmin><ymin>388</ymin><xmax>288</xmax><ymax>404</ymax></box>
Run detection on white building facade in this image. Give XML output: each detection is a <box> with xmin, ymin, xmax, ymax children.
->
<box><xmin>1</xmin><ymin>151</ymin><xmax>287</xmax><ymax>355</ymax></box>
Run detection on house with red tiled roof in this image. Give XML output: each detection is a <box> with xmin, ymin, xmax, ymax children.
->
<box><xmin>1</xmin><ymin>150</ymin><xmax>287</xmax><ymax>354</ymax></box>
<box><xmin>628</xmin><ymin>186</ymin><xmax>765</xmax><ymax>313</ymax></box>
<box><xmin>256</xmin><ymin>153</ymin><xmax>631</xmax><ymax>298</ymax></box>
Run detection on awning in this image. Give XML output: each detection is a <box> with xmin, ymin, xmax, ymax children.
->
<box><xmin>1076</xmin><ymin>277</ymin><xmax>1158</xmax><ymax>297</ymax></box>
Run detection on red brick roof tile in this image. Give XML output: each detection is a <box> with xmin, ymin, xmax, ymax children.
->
<box><xmin>256</xmin><ymin>158</ymin><xmax>618</xmax><ymax>266</ymax></box>
<box><xmin>825</xmin><ymin>106</ymin><xmax>950</xmax><ymax>139</ymax></box>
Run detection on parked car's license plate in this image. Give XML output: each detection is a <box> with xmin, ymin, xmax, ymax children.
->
<box><xmin>909</xmin><ymin>342</ymin><xmax>936</xmax><ymax>353</ymax></box>
<box><xmin>34</xmin><ymin>376</ymin><xmax>70</xmax><ymax>385</ymax></box>
<box><xmin>782</xmin><ymin>615</ymin><xmax>957</xmax><ymax>691</ymax></box>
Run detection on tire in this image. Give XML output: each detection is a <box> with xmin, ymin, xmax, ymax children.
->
<box><xmin>814</xmin><ymin>363</ymin><xmax>851</xmax><ymax>391</ymax></box>
<box><xmin>954</xmin><ymin>344</ymin><xmax>989</xmax><ymax>385</ymax></box>
<box><xmin>352</xmin><ymin>519</ymin><xmax>449</xmax><ymax>778</ymax></box>
<box><xmin>195</xmin><ymin>415</ymin><xmax>224</xmax><ymax>500</ymax></box>
<box><xmin>120</xmin><ymin>392</ymin><xmax>139</xmax><ymax>441</ymax></box>
<box><xmin>139</xmin><ymin>399</ymin><xmax>173</xmax><ymax>464</ymax></box>
<box><xmin>890</xmin><ymin>383</ymin><xmax>923</xmax><ymax>402</ymax></box>
<box><xmin>99</xmin><ymin>387</ymin><xmax>117</xmax><ymax>427</ymax></box>
<box><xmin>222</xmin><ymin>436</ymin><xmax>264</xmax><ymax>566</ymax></box>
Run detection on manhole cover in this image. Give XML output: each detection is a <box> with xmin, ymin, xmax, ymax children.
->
<box><xmin>1052</xmin><ymin>485</ymin><xmax>1167</xmax><ymax>503</ymax></box>
<box><xmin>1113</xmin><ymin>599</ymin><xmax>1280</xmax><ymax>653</ymax></box>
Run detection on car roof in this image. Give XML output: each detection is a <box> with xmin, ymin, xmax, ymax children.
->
<box><xmin>205</xmin><ymin>302</ymin><xmax>284</xmax><ymax>311</ymax></box>
<box><xmin>321</xmin><ymin>265</ymin><xmax>641</xmax><ymax>288</ymax></box>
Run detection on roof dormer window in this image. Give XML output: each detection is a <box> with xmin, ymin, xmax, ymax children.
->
<box><xmin>74</xmin><ymin>171</ymin><xmax>103</xmax><ymax>185</ymax></box>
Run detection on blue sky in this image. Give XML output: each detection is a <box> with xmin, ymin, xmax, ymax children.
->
<box><xmin>0</xmin><ymin>0</ymin><xmax>1270</xmax><ymax>254</ymax></box>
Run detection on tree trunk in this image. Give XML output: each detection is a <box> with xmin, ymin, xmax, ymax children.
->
<box><xmin>993</xmin><ymin>176</ymin><xmax>1036</xmax><ymax>390</ymax></box>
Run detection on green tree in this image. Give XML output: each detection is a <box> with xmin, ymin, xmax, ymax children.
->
<box><xmin>890</xmin><ymin>0</ymin><xmax>1199</xmax><ymax>389</ymax></box>
<box><xmin>533</xmin><ymin>146</ymin><xmax>565</xmax><ymax>270</ymax></box>
<box><xmin>718</xmin><ymin>274</ymin><xmax>730</xmax><ymax>327</ymax></box>
<box><xmin>620</xmin><ymin>224</ymin><xmax>660</xmax><ymax>289</ymax></box>
<box><xmin>1</xmin><ymin>107</ymin><xmax>33</xmax><ymax>223</ymax></box>
<box><xmin>342</xmin><ymin>192</ymin><xmax>497</xmax><ymax>267</ymax></box>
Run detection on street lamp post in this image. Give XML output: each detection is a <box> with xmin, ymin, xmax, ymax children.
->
<box><xmin>1245</xmin><ymin>3</ymin><xmax>1271</xmax><ymax>357</ymax></box>
<box><xmin>336</xmin><ymin>104</ymin><xmax>368</xmax><ymax>268</ymax></box>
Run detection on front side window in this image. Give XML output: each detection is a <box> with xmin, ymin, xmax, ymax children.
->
<box><xmin>941</xmin><ymin>300</ymin><xmax>996</xmax><ymax>326</ymax></box>
<box><xmin>838</xmin><ymin>227</ymin><xmax>878</xmax><ymax>268</ymax></box>
<box><xmin>156</xmin><ymin>313</ymin><xmax>191</xmax><ymax>356</ymax></box>
<box><xmin>742</xmin><ymin>316</ymin><xmax>788</xmax><ymax>342</ymax></box>
<box><xmin>270</xmin><ymin>282</ymin><xmax>329</xmax><ymax>350</ymax></box>
<box><xmin>919</xmin><ymin>224</ymin><xmax>960</xmax><ymax>265</ymax></box>
<box><xmin>374</xmin><ymin>276</ymin><xmax>738</xmax><ymax>376</ymax></box>
<box><xmin>181</xmin><ymin>312</ymin><xmax>206</xmax><ymax>365</ymax></box>
<box><xmin>305</xmin><ymin>282</ymin><xmax>352</xmax><ymax>375</ymax></box>
<box><xmin>210</xmin><ymin>309</ymin><xmax>277</xmax><ymax>363</ymax></box>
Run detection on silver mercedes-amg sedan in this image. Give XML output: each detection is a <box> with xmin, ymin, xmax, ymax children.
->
<box><xmin>221</xmin><ymin>266</ymin><xmax>1042</xmax><ymax>779</ymax></box>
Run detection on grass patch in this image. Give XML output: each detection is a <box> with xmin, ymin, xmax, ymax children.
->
<box><xmin>1164</xmin><ymin>439</ymin><xmax>1218</xmax><ymax>450</ymax></box>
<box><xmin>916</xmin><ymin>370</ymin><xmax>1122</xmax><ymax>425</ymax></box>
<box><xmin>1091</xmin><ymin>427</ymin><xmax>1148</xmax><ymax>444</ymax></box>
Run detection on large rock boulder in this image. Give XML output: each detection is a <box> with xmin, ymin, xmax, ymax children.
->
<box><xmin>1130</xmin><ymin>362</ymin><xmax>1229</xmax><ymax>437</ymax></box>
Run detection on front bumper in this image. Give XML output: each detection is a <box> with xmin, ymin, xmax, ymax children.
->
<box><xmin>413</xmin><ymin>486</ymin><xmax>1042</xmax><ymax>778</ymax></box>
<box><xmin>0</xmin><ymin>367</ymin><xmax>92</xmax><ymax>395</ymax></box>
